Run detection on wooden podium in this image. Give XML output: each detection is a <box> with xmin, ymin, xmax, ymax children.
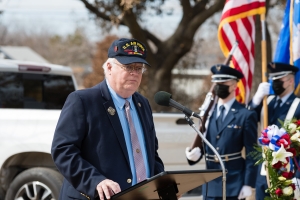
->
<box><xmin>111</xmin><ymin>169</ymin><xmax>223</xmax><ymax>200</ymax></box>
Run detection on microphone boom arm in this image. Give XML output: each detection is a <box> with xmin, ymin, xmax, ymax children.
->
<box><xmin>184</xmin><ymin>116</ymin><xmax>226</xmax><ymax>200</ymax></box>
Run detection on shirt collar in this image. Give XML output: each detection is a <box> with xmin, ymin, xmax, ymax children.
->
<box><xmin>106</xmin><ymin>80</ymin><xmax>133</xmax><ymax>109</ymax></box>
<box><xmin>217</xmin><ymin>97</ymin><xmax>235</xmax><ymax>112</ymax></box>
<box><xmin>277</xmin><ymin>91</ymin><xmax>293</xmax><ymax>105</ymax></box>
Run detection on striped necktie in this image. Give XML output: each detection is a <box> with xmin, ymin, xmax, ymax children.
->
<box><xmin>124</xmin><ymin>100</ymin><xmax>146</xmax><ymax>183</ymax></box>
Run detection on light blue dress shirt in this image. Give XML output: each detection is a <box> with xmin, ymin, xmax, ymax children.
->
<box><xmin>106</xmin><ymin>80</ymin><xmax>150</xmax><ymax>185</ymax></box>
<box><xmin>216</xmin><ymin>97</ymin><xmax>235</xmax><ymax>121</ymax></box>
<box><xmin>274</xmin><ymin>92</ymin><xmax>293</xmax><ymax>107</ymax></box>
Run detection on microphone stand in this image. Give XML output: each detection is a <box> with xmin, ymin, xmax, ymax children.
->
<box><xmin>184</xmin><ymin>115</ymin><xmax>226</xmax><ymax>200</ymax></box>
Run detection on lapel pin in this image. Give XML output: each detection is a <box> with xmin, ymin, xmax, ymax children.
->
<box><xmin>231</xmin><ymin>108</ymin><xmax>235</xmax><ymax>111</ymax></box>
<box><xmin>286</xmin><ymin>102</ymin><xmax>290</xmax><ymax>105</ymax></box>
<box><xmin>107</xmin><ymin>107</ymin><xmax>116</xmax><ymax>116</ymax></box>
<box><xmin>138</xmin><ymin>103</ymin><xmax>141</xmax><ymax>107</ymax></box>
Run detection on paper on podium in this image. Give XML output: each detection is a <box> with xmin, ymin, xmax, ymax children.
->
<box><xmin>111</xmin><ymin>169</ymin><xmax>223</xmax><ymax>200</ymax></box>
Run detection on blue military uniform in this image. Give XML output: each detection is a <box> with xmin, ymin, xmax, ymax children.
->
<box><xmin>203</xmin><ymin>101</ymin><xmax>258</xmax><ymax>198</ymax></box>
<box><xmin>188</xmin><ymin>65</ymin><xmax>258</xmax><ymax>199</ymax></box>
<box><xmin>248</xmin><ymin>62</ymin><xmax>300</xmax><ymax>200</ymax></box>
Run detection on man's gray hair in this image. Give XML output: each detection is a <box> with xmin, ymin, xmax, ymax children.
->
<box><xmin>103</xmin><ymin>58</ymin><xmax>115</xmax><ymax>76</ymax></box>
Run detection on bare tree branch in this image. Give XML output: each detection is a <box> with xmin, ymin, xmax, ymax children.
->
<box><xmin>192</xmin><ymin>0</ymin><xmax>209</xmax><ymax>15</ymax></box>
<box><xmin>188</xmin><ymin>0</ymin><xmax>225</xmax><ymax>36</ymax></box>
<box><xmin>80</xmin><ymin>0</ymin><xmax>115</xmax><ymax>22</ymax></box>
<box><xmin>143</xmin><ymin>30</ymin><xmax>162</xmax><ymax>47</ymax></box>
<box><xmin>180</xmin><ymin>0</ymin><xmax>192</xmax><ymax>16</ymax></box>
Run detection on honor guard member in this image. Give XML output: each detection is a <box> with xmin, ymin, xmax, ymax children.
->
<box><xmin>249</xmin><ymin>62</ymin><xmax>300</xmax><ymax>200</ymax></box>
<box><xmin>51</xmin><ymin>38</ymin><xmax>165</xmax><ymax>200</ymax></box>
<box><xmin>186</xmin><ymin>64</ymin><xmax>258</xmax><ymax>200</ymax></box>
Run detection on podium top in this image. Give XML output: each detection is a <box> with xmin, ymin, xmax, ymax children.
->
<box><xmin>111</xmin><ymin>169</ymin><xmax>223</xmax><ymax>200</ymax></box>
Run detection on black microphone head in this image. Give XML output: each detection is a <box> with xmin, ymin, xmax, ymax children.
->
<box><xmin>154</xmin><ymin>91</ymin><xmax>172</xmax><ymax>106</ymax></box>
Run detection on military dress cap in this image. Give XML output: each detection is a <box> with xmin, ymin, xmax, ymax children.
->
<box><xmin>108</xmin><ymin>38</ymin><xmax>150</xmax><ymax>66</ymax></box>
<box><xmin>268</xmin><ymin>62</ymin><xmax>299</xmax><ymax>80</ymax></box>
<box><xmin>210</xmin><ymin>64</ymin><xmax>244</xmax><ymax>83</ymax></box>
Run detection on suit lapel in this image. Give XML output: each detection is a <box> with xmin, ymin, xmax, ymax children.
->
<box><xmin>212</xmin><ymin>107</ymin><xmax>218</xmax><ymax>132</ymax></box>
<box><xmin>268</xmin><ymin>97</ymin><xmax>276</xmax><ymax>118</ymax></box>
<box><xmin>217</xmin><ymin>101</ymin><xmax>238</xmax><ymax>134</ymax></box>
<box><xmin>207</xmin><ymin>107</ymin><xmax>219</xmax><ymax>138</ymax></box>
<box><xmin>270</xmin><ymin>94</ymin><xmax>296</xmax><ymax>124</ymax></box>
<box><xmin>99</xmin><ymin>81</ymin><xmax>130</xmax><ymax>167</ymax></box>
<box><xmin>282</xmin><ymin>94</ymin><xmax>296</xmax><ymax>110</ymax></box>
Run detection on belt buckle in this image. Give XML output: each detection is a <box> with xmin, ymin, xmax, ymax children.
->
<box><xmin>214</xmin><ymin>155</ymin><xmax>219</xmax><ymax>162</ymax></box>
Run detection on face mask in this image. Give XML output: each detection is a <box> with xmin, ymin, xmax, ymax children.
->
<box><xmin>272</xmin><ymin>80</ymin><xmax>285</xmax><ymax>95</ymax></box>
<box><xmin>214</xmin><ymin>84</ymin><xmax>230</xmax><ymax>99</ymax></box>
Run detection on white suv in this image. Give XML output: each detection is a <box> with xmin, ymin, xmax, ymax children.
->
<box><xmin>0</xmin><ymin>59</ymin><xmax>77</xmax><ymax>200</ymax></box>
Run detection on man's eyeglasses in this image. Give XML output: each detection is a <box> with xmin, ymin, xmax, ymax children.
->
<box><xmin>113</xmin><ymin>62</ymin><xmax>147</xmax><ymax>74</ymax></box>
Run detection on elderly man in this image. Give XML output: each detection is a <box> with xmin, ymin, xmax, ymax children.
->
<box><xmin>51</xmin><ymin>38</ymin><xmax>164</xmax><ymax>200</ymax></box>
<box><xmin>186</xmin><ymin>64</ymin><xmax>258</xmax><ymax>200</ymax></box>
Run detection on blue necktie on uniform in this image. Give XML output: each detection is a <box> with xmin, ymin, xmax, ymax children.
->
<box><xmin>217</xmin><ymin>105</ymin><xmax>225</xmax><ymax>131</ymax></box>
<box><xmin>275</xmin><ymin>99</ymin><xmax>282</xmax><ymax>110</ymax></box>
<box><xmin>272</xmin><ymin>99</ymin><xmax>282</xmax><ymax>123</ymax></box>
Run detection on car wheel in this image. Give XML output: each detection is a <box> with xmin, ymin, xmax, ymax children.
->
<box><xmin>5</xmin><ymin>167</ymin><xmax>63</xmax><ymax>200</ymax></box>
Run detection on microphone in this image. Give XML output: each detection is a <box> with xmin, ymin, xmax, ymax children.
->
<box><xmin>154</xmin><ymin>91</ymin><xmax>200</xmax><ymax>119</ymax></box>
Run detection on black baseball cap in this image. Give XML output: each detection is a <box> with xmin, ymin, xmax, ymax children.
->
<box><xmin>108</xmin><ymin>38</ymin><xmax>150</xmax><ymax>66</ymax></box>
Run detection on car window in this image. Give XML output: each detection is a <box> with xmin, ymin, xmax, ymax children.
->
<box><xmin>0</xmin><ymin>72</ymin><xmax>75</xmax><ymax>109</ymax></box>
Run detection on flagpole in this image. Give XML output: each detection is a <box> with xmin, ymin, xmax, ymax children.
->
<box><xmin>260</xmin><ymin>12</ymin><xmax>271</xmax><ymax>188</ymax></box>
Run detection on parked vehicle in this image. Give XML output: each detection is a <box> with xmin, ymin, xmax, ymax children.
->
<box><xmin>0</xmin><ymin>59</ymin><xmax>205</xmax><ymax>200</ymax></box>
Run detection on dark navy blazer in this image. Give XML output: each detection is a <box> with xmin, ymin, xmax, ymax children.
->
<box><xmin>51</xmin><ymin>80</ymin><xmax>164</xmax><ymax>200</ymax></box>
<box><xmin>189</xmin><ymin>100</ymin><xmax>258</xmax><ymax>197</ymax></box>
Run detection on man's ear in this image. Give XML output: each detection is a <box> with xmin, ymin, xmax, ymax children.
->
<box><xmin>232</xmin><ymin>80</ymin><xmax>238</xmax><ymax>90</ymax></box>
<box><xmin>107</xmin><ymin>62</ymin><xmax>112</xmax><ymax>71</ymax></box>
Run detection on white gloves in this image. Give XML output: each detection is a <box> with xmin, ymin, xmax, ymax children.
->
<box><xmin>292</xmin><ymin>177</ymin><xmax>300</xmax><ymax>185</ymax></box>
<box><xmin>238</xmin><ymin>185</ymin><xmax>252</xmax><ymax>199</ymax></box>
<box><xmin>185</xmin><ymin>147</ymin><xmax>201</xmax><ymax>162</ymax></box>
<box><xmin>292</xmin><ymin>178</ymin><xmax>300</xmax><ymax>200</ymax></box>
<box><xmin>252</xmin><ymin>82</ymin><xmax>270</xmax><ymax>105</ymax></box>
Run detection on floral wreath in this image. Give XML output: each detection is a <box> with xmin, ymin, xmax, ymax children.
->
<box><xmin>256</xmin><ymin>119</ymin><xmax>300</xmax><ymax>200</ymax></box>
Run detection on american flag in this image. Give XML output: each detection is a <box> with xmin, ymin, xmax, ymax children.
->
<box><xmin>218</xmin><ymin>0</ymin><xmax>266</xmax><ymax>104</ymax></box>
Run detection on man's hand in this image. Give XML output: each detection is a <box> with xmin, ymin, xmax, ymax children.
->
<box><xmin>96</xmin><ymin>179</ymin><xmax>121</xmax><ymax>200</ymax></box>
<box><xmin>185</xmin><ymin>147</ymin><xmax>201</xmax><ymax>162</ymax></box>
<box><xmin>238</xmin><ymin>185</ymin><xmax>252</xmax><ymax>199</ymax></box>
<box><xmin>252</xmin><ymin>82</ymin><xmax>270</xmax><ymax>105</ymax></box>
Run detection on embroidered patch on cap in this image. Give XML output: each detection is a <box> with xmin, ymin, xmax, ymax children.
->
<box><xmin>107</xmin><ymin>38</ymin><xmax>150</xmax><ymax>66</ymax></box>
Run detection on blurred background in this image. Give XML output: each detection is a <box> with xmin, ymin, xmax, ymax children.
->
<box><xmin>0</xmin><ymin>0</ymin><xmax>288</xmax><ymax>112</ymax></box>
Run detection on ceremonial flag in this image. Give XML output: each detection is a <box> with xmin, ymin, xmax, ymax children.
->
<box><xmin>218</xmin><ymin>0</ymin><xmax>266</xmax><ymax>104</ymax></box>
<box><xmin>273</xmin><ymin>0</ymin><xmax>300</xmax><ymax>94</ymax></box>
